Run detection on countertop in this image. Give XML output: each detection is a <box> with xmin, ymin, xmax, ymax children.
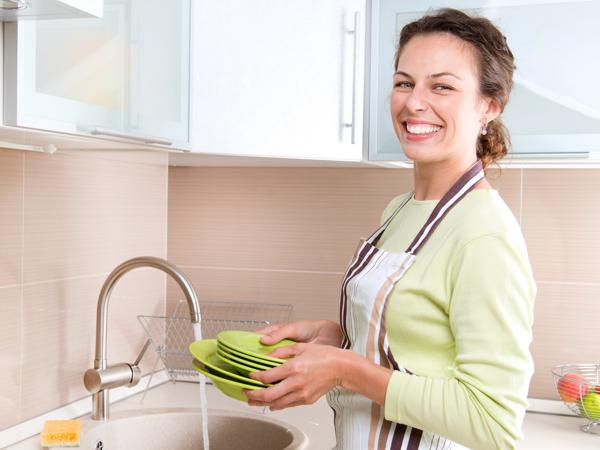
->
<box><xmin>6</xmin><ymin>381</ymin><xmax>600</xmax><ymax>449</ymax></box>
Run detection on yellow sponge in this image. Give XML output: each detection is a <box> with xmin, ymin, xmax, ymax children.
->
<box><xmin>40</xmin><ymin>419</ymin><xmax>81</xmax><ymax>448</ymax></box>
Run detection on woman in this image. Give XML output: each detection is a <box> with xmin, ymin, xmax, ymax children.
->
<box><xmin>245</xmin><ymin>8</ymin><xmax>535</xmax><ymax>450</ymax></box>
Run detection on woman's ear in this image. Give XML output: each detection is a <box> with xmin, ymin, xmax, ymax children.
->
<box><xmin>483</xmin><ymin>97</ymin><xmax>502</xmax><ymax>123</ymax></box>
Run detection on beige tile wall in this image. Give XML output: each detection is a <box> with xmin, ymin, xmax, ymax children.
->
<box><xmin>167</xmin><ymin>167</ymin><xmax>411</xmax><ymax>320</ymax></box>
<box><xmin>1</xmin><ymin>158</ymin><xmax>595</xmax><ymax>432</ymax></box>
<box><xmin>0</xmin><ymin>148</ymin><xmax>169</xmax><ymax>430</ymax></box>
<box><xmin>168</xmin><ymin>166</ymin><xmax>599</xmax><ymax>401</ymax></box>
<box><xmin>521</xmin><ymin>170</ymin><xmax>600</xmax><ymax>398</ymax></box>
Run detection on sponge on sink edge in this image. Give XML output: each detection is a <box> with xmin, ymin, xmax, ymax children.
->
<box><xmin>40</xmin><ymin>419</ymin><xmax>82</xmax><ymax>448</ymax></box>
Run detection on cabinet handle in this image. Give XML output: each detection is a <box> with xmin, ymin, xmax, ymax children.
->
<box><xmin>343</xmin><ymin>11</ymin><xmax>359</xmax><ymax>145</ymax></box>
<box><xmin>91</xmin><ymin>127</ymin><xmax>173</xmax><ymax>146</ymax></box>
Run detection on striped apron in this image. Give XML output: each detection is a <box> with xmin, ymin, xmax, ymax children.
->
<box><xmin>326</xmin><ymin>160</ymin><xmax>484</xmax><ymax>450</ymax></box>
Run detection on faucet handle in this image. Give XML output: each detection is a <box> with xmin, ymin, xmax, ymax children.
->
<box><xmin>133</xmin><ymin>339</ymin><xmax>151</xmax><ymax>367</ymax></box>
<box><xmin>84</xmin><ymin>363</ymin><xmax>141</xmax><ymax>394</ymax></box>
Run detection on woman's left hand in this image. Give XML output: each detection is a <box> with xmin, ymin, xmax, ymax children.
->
<box><xmin>244</xmin><ymin>343</ymin><xmax>351</xmax><ymax>411</ymax></box>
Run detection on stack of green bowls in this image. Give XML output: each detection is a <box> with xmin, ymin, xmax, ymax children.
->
<box><xmin>189</xmin><ymin>330</ymin><xmax>295</xmax><ymax>402</ymax></box>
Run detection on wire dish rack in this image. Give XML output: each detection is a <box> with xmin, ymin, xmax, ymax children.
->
<box><xmin>138</xmin><ymin>300</ymin><xmax>293</xmax><ymax>382</ymax></box>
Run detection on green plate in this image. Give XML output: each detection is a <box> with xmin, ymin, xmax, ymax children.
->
<box><xmin>218</xmin><ymin>340</ymin><xmax>280</xmax><ymax>367</ymax></box>
<box><xmin>217</xmin><ymin>344</ymin><xmax>272</xmax><ymax>370</ymax></box>
<box><xmin>217</xmin><ymin>331</ymin><xmax>295</xmax><ymax>364</ymax></box>
<box><xmin>217</xmin><ymin>341</ymin><xmax>281</xmax><ymax>369</ymax></box>
<box><xmin>216</xmin><ymin>347</ymin><xmax>271</xmax><ymax>372</ymax></box>
<box><xmin>214</xmin><ymin>350</ymin><xmax>258</xmax><ymax>377</ymax></box>
<box><xmin>191</xmin><ymin>359</ymin><xmax>262</xmax><ymax>402</ymax></box>
<box><xmin>189</xmin><ymin>339</ymin><xmax>268</xmax><ymax>387</ymax></box>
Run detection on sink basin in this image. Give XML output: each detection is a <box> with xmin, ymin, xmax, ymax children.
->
<box><xmin>81</xmin><ymin>408</ymin><xmax>308</xmax><ymax>450</ymax></box>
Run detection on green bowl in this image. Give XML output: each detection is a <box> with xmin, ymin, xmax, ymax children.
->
<box><xmin>218</xmin><ymin>340</ymin><xmax>280</xmax><ymax>367</ymax></box>
<box><xmin>217</xmin><ymin>330</ymin><xmax>295</xmax><ymax>364</ymax></box>
<box><xmin>189</xmin><ymin>339</ymin><xmax>269</xmax><ymax>387</ymax></box>
<box><xmin>217</xmin><ymin>343</ymin><xmax>273</xmax><ymax>370</ymax></box>
<box><xmin>192</xmin><ymin>359</ymin><xmax>263</xmax><ymax>402</ymax></box>
<box><xmin>213</xmin><ymin>348</ymin><xmax>263</xmax><ymax>377</ymax></box>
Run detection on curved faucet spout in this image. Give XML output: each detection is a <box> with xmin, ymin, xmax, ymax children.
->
<box><xmin>94</xmin><ymin>256</ymin><xmax>201</xmax><ymax>370</ymax></box>
<box><xmin>87</xmin><ymin>256</ymin><xmax>201</xmax><ymax>420</ymax></box>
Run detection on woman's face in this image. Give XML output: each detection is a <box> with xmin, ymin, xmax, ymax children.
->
<box><xmin>391</xmin><ymin>32</ymin><xmax>497</xmax><ymax>165</ymax></box>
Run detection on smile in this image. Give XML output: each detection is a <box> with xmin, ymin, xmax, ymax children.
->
<box><xmin>404</xmin><ymin>122</ymin><xmax>442</xmax><ymax>135</ymax></box>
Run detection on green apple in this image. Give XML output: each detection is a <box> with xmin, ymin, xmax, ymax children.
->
<box><xmin>580</xmin><ymin>392</ymin><xmax>600</xmax><ymax>420</ymax></box>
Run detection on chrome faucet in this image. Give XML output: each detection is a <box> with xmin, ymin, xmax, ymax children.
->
<box><xmin>83</xmin><ymin>256</ymin><xmax>201</xmax><ymax>421</ymax></box>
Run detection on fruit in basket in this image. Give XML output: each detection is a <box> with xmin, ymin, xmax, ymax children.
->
<box><xmin>557</xmin><ymin>372</ymin><xmax>589</xmax><ymax>402</ymax></box>
<box><xmin>580</xmin><ymin>392</ymin><xmax>600</xmax><ymax>420</ymax></box>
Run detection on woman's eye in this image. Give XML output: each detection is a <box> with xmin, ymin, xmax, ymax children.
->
<box><xmin>394</xmin><ymin>81</ymin><xmax>413</xmax><ymax>89</ymax></box>
<box><xmin>433</xmin><ymin>84</ymin><xmax>453</xmax><ymax>91</ymax></box>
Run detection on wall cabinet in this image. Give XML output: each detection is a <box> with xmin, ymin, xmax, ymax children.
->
<box><xmin>3</xmin><ymin>0</ymin><xmax>191</xmax><ymax>148</ymax></box>
<box><xmin>368</xmin><ymin>0</ymin><xmax>600</xmax><ymax>161</ymax></box>
<box><xmin>0</xmin><ymin>0</ymin><xmax>102</xmax><ymax>21</ymax></box>
<box><xmin>190</xmin><ymin>0</ymin><xmax>366</xmax><ymax>161</ymax></box>
<box><xmin>3</xmin><ymin>0</ymin><xmax>598</xmax><ymax>164</ymax></box>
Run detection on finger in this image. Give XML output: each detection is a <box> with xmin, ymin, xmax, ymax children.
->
<box><xmin>268</xmin><ymin>343</ymin><xmax>303</xmax><ymax>359</ymax></box>
<box><xmin>268</xmin><ymin>391</ymin><xmax>310</xmax><ymax>411</ymax></box>
<box><xmin>244</xmin><ymin>378</ymin><xmax>296</xmax><ymax>404</ymax></box>
<box><xmin>257</xmin><ymin>325</ymin><xmax>297</xmax><ymax>345</ymax></box>
<box><xmin>246</xmin><ymin>397</ymin><xmax>267</xmax><ymax>407</ymax></box>
<box><xmin>255</xmin><ymin>323</ymin><xmax>284</xmax><ymax>336</ymax></box>
<box><xmin>259</xmin><ymin>324</ymin><xmax>297</xmax><ymax>345</ymax></box>
<box><xmin>249</xmin><ymin>363</ymin><xmax>293</xmax><ymax>385</ymax></box>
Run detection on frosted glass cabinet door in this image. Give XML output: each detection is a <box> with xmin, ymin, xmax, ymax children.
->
<box><xmin>369</xmin><ymin>0</ymin><xmax>600</xmax><ymax>161</ymax></box>
<box><xmin>191</xmin><ymin>0</ymin><xmax>365</xmax><ymax>160</ymax></box>
<box><xmin>492</xmin><ymin>0</ymin><xmax>600</xmax><ymax>156</ymax></box>
<box><xmin>4</xmin><ymin>0</ymin><xmax>190</xmax><ymax>146</ymax></box>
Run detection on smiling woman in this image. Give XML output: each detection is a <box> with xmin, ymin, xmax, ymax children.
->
<box><xmin>391</xmin><ymin>32</ymin><xmax>496</xmax><ymax>170</ymax></box>
<box><xmin>392</xmin><ymin>9</ymin><xmax>515</xmax><ymax>172</ymax></box>
<box><xmin>245</xmin><ymin>9</ymin><xmax>535</xmax><ymax>450</ymax></box>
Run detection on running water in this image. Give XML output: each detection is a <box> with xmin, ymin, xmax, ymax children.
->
<box><xmin>193</xmin><ymin>322</ymin><xmax>210</xmax><ymax>450</ymax></box>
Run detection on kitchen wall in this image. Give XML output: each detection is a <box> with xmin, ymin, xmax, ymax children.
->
<box><xmin>2</xmin><ymin>156</ymin><xmax>597</xmax><ymax>432</ymax></box>
<box><xmin>0</xmin><ymin>148</ymin><xmax>169</xmax><ymax>431</ymax></box>
<box><xmin>167</xmin><ymin>166</ymin><xmax>600</xmax><ymax>400</ymax></box>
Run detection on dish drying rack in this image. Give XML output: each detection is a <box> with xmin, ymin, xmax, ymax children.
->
<box><xmin>138</xmin><ymin>300</ymin><xmax>293</xmax><ymax>383</ymax></box>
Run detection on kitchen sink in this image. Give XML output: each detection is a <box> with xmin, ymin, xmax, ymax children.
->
<box><xmin>81</xmin><ymin>408</ymin><xmax>308</xmax><ymax>450</ymax></box>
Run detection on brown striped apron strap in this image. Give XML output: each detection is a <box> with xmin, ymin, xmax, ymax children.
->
<box><xmin>405</xmin><ymin>159</ymin><xmax>484</xmax><ymax>255</ymax></box>
<box><xmin>366</xmin><ymin>194</ymin><xmax>413</xmax><ymax>245</ymax></box>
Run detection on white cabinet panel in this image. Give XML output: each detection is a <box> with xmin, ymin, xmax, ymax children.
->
<box><xmin>191</xmin><ymin>0</ymin><xmax>365</xmax><ymax>161</ymax></box>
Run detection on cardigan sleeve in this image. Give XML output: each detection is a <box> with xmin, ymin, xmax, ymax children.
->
<box><xmin>384</xmin><ymin>233</ymin><xmax>536</xmax><ymax>450</ymax></box>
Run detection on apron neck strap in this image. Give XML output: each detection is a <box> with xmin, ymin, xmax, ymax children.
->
<box><xmin>405</xmin><ymin>159</ymin><xmax>484</xmax><ymax>255</ymax></box>
<box><xmin>365</xmin><ymin>194</ymin><xmax>412</xmax><ymax>245</ymax></box>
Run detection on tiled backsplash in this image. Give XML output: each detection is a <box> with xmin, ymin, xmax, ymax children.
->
<box><xmin>166</xmin><ymin>167</ymin><xmax>412</xmax><ymax>321</ymax></box>
<box><xmin>167</xmin><ymin>166</ymin><xmax>600</xmax><ymax>401</ymax></box>
<box><xmin>2</xmin><ymin>154</ymin><xmax>598</xmax><ymax>432</ymax></box>
<box><xmin>0</xmin><ymin>148</ymin><xmax>169</xmax><ymax>430</ymax></box>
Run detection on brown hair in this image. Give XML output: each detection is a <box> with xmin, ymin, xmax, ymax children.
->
<box><xmin>395</xmin><ymin>8</ymin><xmax>515</xmax><ymax>169</ymax></box>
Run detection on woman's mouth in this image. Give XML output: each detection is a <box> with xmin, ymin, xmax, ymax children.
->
<box><xmin>403</xmin><ymin>122</ymin><xmax>442</xmax><ymax>141</ymax></box>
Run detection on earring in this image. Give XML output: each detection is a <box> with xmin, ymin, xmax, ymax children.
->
<box><xmin>481</xmin><ymin>122</ymin><xmax>488</xmax><ymax>136</ymax></box>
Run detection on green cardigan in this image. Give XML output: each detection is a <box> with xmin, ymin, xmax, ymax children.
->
<box><xmin>378</xmin><ymin>189</ymin><xmax>536</xmax><ymax>450</ymax></box>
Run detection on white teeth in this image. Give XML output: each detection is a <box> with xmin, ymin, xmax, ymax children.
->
<box><xmin>406</xmin><ymin>123</ymin><xmax>441</xmax><ymax>134</ymax></box>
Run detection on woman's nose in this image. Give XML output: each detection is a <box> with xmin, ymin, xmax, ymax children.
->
<box><xmin>405</xmin><ymin>86</ymin><xmax>429</xmax><ymax>112</ymax></box>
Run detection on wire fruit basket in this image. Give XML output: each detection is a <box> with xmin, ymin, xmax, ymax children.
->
<box><xmin>138</xmin><ymin>300</ymin><xmax>293</xmax><ymax>382</ymax></box>
<box><xmin>552</xmin><ymin>363</ymin><xmax>600</xmax><ymax>434</ymax></box>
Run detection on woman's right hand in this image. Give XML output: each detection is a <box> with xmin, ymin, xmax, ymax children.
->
<box><xmin>257</xmin><ymin>320</ymin><xmax>343</xmax><ymax>348</ymax></box>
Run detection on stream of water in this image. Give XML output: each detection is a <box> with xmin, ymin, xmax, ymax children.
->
<box><xmin>193</xmin><ymin>322</ymin><xmax>210</xmax><ymax>450</ymax></box>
